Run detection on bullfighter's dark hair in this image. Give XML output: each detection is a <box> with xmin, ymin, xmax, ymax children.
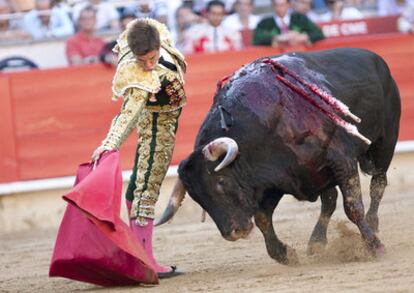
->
<box><xmin>207</xmin><ymin>0</ymin><xmax>225</xmax><ymax>11</ymax></box>
<box><xmin>127</xmin><ymin>21</ymin><xmax>160</xmax><ymax>56</ymax></box>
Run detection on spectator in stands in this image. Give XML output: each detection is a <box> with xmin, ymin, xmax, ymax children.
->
<box><xmin>172</xmin><ymin>4</ymin><xmax>203</xmax><ymax>51</ymax></box>
<box><xmin>99</xmin><ymin>12</ymin><xmax>136</xmax><ymax>66</ymax></box>
<box><xmin>121</xmin><ymin>12</ymin><xmax>136</xmax><ymax>27</ymax></box>
<box><xmin>72</xmin><ymin>0</ymin><xmax>119</xmax><ymax>33</ymax></box>
<box><xmin>182</xmin><ymin>0</ymin><xmax>242</xmax><ymax>54</ymax></box>
<box><xmin>123</xmin><ymin>0</ymin><xmax>168</xmax><ymax>24</ymax></box>
<box><xmin>66</xmin><ymin>6</ymin><xmax>105</xmax><ymax>65</ymax></box>
<box><xmin>22</xmin><ymin>0</ymin><xmax>74</xmax><ymax>40</ymax></box>
<box><xmin>124</xmin><ymin>0</ymin><xmax>166</xmax><ymax>19</ymax></box>
<box><xmin>377</xmin><ymin>0</ymin><xmax>401</xmax><ymax>16</ymax></box>
<box><xmin>0</xmin><ymin>0</ymin><xmax>30</xmax><ymax>41</ymax></box>
<box><xmin>123</xmin><ymin>0</ymin><xmax>153</xmax><ymax>19</ymax></box>
<box><xmin>155</xmin><ymin>7</ymin><xmax>169</xmax><ymax>25</ymax></box>
<box><xmin>162</xmin><ymin>0</ymin><xmax>184</xmax><ymax>32</ymax></box>
<box><xmin>253</xmin><ymin>0</ymin><xmax>324</xmax><ymax>47</ymax></box>
<box><xmin>291</xmin><ymin>0</ymin><xmax>321</xmax><ymax>22</ymax></box>
<box><xmin>318</xmin><ymin>0</ymin><xmax>364</xmax><ymax>21</ymax></box>
<box><xmin>312</xmin><ymin>0</ymin><xmax>326</xmax><ymax>10</ymax></box>
<box><xmin>222</xmin><ymin>0</ymin><xmax>259</xmax><ymax>47</ymax></box>
<box><xmin>222</xmin><ymin>0</ymin><xmax>260</xmax><ymax>31</ymax></box>
<box><xmin>398</xmin><ymin>0</ymin><xmax>414</xmax><ymax>33</ymax></box>
<box><xmin>193</xmin><ymin>0</ymin><xmax>237</xmax><ymax>14</ymax></box>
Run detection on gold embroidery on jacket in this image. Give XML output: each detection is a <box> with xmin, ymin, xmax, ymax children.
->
<box><xmin>101</xmin><ymin>88</ymin><xmax>148</xmax><ymax>150</ymax></box>
<box><xmin>111</xmin><ymin>18</ymin><xmax>186</xmax><ymax>105</ymax></box>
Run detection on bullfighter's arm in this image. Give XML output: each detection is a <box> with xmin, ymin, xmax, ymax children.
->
<box><xmin>100</xmin><ymin>88</ymin><xmax>147</xmax><ymax>150</ymax></box>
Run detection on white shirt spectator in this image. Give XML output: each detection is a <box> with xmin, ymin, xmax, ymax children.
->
<box><xmin>306</xmin><ymin>10</ymin><xmax>324</xmax><ymax>23</ymax></box>
<box><xmin>319</xmin><ymin>6</ymin><xmax>363</xmax><ymax>21</ymax></box>
<box><xmin>222</xmin><ymin>12</ymin><xmax>260</xmax><ymax>31</ymax></box>
<box><xmin>193</xmin><ymin>0</ymin><xmax>237</xmax><ymax>13</ymax></box>
<box><xmin>183</xmin><ymin>22</ymin><xmax>242</xmax><ymax>54</ymax></box>
<box><xmin>274</xmin><ymin>13</ymin><xmax>291</xmax><ymax>31</ymax></box>
<box><xmin>338</xmin><ymin>7</ymin><xmax>363</xmax><ymax>20</ymax></box>
<box><xmin>171</xmin><ymin>4</ymin><xmax>202</xmax><ymax>51</ymax></box>
<box><xmin>156</xmin><ymin>0</ymin><xmax>182</xmax><ymax>31</ymax></box>
<box><xmin>23</xmin><ymin>7</ymin><xmax>74</xmax><ymax>40</ymax></box>
<box><xmin>398</xmin><ymin>0</ymin><xmax>414</xmax><ymax>33</ymax></box>
<box><xmin>377</xmin><ymin>0</ymin><xmax>401</xmax><ymax>16</ymax></box>
<box><xmin>123</xmin><ymin>1</ymin><xmax>151</xmax><ymax>18</ymax></box>
<box><xmin>72</xmin><ymin>1</ymin><xmax>119</xmax><ymax>32</ymax></box>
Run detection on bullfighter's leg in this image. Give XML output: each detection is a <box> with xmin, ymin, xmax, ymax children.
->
<box><xmin>339</xmin><ymin>169</ymin><xmax>385</xmax><ymax>256</ymax></box>
<box><xmin>254</xmin><ymin>191</ymin><xmax>298</xmax><ymax>265</ymax></box>
<box><xmin>125</xmin><ymin>109</ymin><xmax>181</xmax><ymax>274</ymax></box>
<box><xmin>365</xmin><ymin>173</ymin><xmax>387</xmax><ymax>232</ymax></box>
<box><xmin>307</xmin><ymin>187</ymin><xmax>338</xmax><ymax>255</ymax></box>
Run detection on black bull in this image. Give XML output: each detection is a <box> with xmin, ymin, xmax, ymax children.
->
<box><xmin>157</xmin><ymin>48</ymin><xmax>401</xmax><ymax>264</ymax></box>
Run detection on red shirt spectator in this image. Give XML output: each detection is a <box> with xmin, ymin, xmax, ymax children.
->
<box><xmin>66</xmin><ymin>6</ymin><xmax>105</xmax><ymax>65</ymax></box>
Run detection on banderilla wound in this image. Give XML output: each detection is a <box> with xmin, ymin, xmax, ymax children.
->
<box><xmin>216</xmin><ymin>74</ymin><xmax>232</xmax><ymax>94</ymax></box>
<box><xmin>263</xmin><ymin>59</ymin><xmax>361</xmax><ymax>124</ymax></box>
<box><xmin>263</xmin><ymin>58</ymin><xmax>371</xmax><ymax>145</ymax></box>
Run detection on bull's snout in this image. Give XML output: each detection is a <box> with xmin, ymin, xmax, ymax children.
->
<box><xmin>224</xmin><ymin>221</ymin><xmax>254</xmax><ymax>241</ymax></box>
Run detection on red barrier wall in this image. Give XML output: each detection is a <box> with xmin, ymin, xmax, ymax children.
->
<box><xmin>0</xmin><ymin>35</ymin><xmax>413</xmax><ymax>182</ymax></box>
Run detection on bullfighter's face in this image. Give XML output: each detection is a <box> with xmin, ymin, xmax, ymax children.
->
<box><xmin>136</xmin><ymin>49</ymin><xmax>160</xmax><ymax>71</ymax></box>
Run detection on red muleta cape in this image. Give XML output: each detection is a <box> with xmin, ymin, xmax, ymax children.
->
<box><xmin>49</xmin><ymin>151</ymin><xmax>158</xmax><ymax>286</ymax></box>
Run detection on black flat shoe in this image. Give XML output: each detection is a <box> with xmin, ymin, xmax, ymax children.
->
<box><xmin>157</xmin><ymin>266</ymin><xmax>184</xmax><ymax>279</ymax></box>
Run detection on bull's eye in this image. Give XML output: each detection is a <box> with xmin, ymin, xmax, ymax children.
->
<box><xmin>216</xmin><ymin>176</ymin><xmax>226</xmax><ymax>193</ymax></box>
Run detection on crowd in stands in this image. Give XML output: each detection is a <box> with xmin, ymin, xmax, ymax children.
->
<box><xmin>0</xmin><ymin>0</ymin><xmax>413</xmax><ymax>67</ymax></box>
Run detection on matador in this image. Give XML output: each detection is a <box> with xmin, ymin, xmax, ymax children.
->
<box><xmin>92</xmin><ymin>18</ymin><xmax>186</xmax><ymax>278</ymax></box>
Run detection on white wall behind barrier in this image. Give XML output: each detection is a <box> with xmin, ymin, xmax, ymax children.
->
<box><xmin>0</xmin><ymin>39</ymin><xmax>68</xmax><ymax>69</ymax></box>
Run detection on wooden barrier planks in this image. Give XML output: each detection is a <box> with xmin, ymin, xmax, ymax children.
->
<box><xmin>0</xmin><ymin>75</ymin><xmax>19</xmax><ymax>181</ymax></box>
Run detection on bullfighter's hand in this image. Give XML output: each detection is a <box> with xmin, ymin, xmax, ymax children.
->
<box><xmin>91</xmin><ymin>146</ymin><xmax>107</xmax><ymax>162</ymax></box>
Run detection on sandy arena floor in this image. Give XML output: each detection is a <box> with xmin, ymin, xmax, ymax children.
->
<box><xmin>1</xmin><ymin>188</ymin><xmax>413</xmax><ymax>293</ymax></box>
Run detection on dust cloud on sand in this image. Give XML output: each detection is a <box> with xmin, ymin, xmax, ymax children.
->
<box><xmin>1</xmin><ymin>190</ymin><xmax>413</xmax><ymax>293</ymax></box>
<box><xmin>306</xmin><ymin>221</ymin><xmax>374</xmax><ymax>265</ymax></box>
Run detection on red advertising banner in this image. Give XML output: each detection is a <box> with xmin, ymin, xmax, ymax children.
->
<box><xmin>319</xmin><ymin>15</ymin><xmax>399</xmax><ymax>38</ymax></box>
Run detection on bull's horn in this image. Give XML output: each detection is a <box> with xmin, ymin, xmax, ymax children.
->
<box><xmin>202</xmin><ymin>137</ymin><xmax>239</xmax><ymax>172</ymax></box>
<box><xmin>154</xmin><ymin>178</ymin><xmax>186</xmax><ymax>226</ymax></box>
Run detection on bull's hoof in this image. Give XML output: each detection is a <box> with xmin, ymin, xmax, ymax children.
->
<box><xmin>365</xmin><ymin>213</ymin><xmax>379</xmax><ymax>232</ymax></box>
<box><xmin>371</xmin><ymin>243</ymin><xmax>386</xmax><ymax>258</ymax></box>
<box><xmin>286</xmin><ymin>246</ymin><xmax>299</xmax><ymax>266</ymax></box>
<box><xmin>306</xmin><ymin>241</ymin><xmax>325</xmax><ymax>256</ymax></box>
<box><xmin>269</xmin><ymin>246</ymin><xmax>299</xmax><ymax>265</ymax></box>
<box><xmin>365</xmin><ymin>237</ymin><xmax>386</xmax><ymax>258</ymax></box>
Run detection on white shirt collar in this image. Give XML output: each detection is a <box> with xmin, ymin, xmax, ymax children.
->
<box><xmin>273</xmin><ymin>11</ymin><xmax>291</xmax><ymax>29</ymax></box>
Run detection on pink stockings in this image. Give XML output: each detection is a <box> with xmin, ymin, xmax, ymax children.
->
<box><xmin>126</xmin><ymin>201</ymin><xmax>171</xmax><ymax>273</ymax></box>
